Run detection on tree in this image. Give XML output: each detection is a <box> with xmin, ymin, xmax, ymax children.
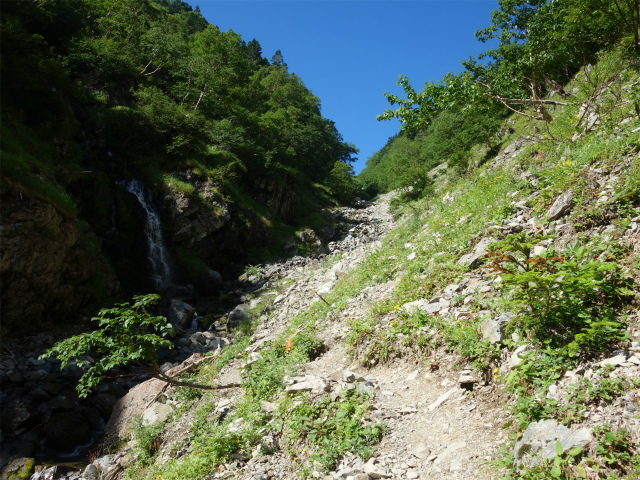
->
<box><xmin>379</xmin><ymin>0</ymin><xmax>633</xmax><ymax>130</ymax></box>
<box><xmin>326</xmin><ymin>161</ymin><xmax>361</xmax><ymax>204</ymax></box>
<box><xmin>271</xmin><ymin>49</ymin><xmax>288</xmax><ymax>70</ymax></box>
<box><xmin>41</xmin><ymin>294</ymin><xmax>239</xmax><ymax>398</ymax></box>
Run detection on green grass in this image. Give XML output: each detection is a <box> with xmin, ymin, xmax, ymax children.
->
<box><xmin>121</xmin><ymin>47</ymin><xmax>640</xmax><ymax>480</ymax></box>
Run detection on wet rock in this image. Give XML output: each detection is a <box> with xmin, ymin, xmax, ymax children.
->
<box><xmin>0</xmin><ymin>442</ymin><xmax>36</xmax><ymax>467</ymax></box>
<box><xmin>44</xmin><ymin>412</ymin><xmax>92</xmax><ymax>450</ymax></box>
<box><xmin>0</xmin><ymin>457</ymin><xmax>35</xmax><ymax>480</ymax></box>
<box><xmin>1</xmin><ymin>400</ymin><xmax>30</xmax><ymax>433</ymax></box>
<box><xmin>167</xmin><ymin>301</ymin><xmax>195</xmax><ymax>330</ymax></box>
<box><xmin>196</xmin><ymin>269</ymin><xmax>223</xmax><ymax>295</ymax></box>
<box><xmin>89</xmin><ymin>393</ymin><xmax>118</xmax><ymax>418</ymax></box>
<box><xmin>46</xmin><ymin>395</ymin><xmax>76</xmax><ymax>411</ymax></box>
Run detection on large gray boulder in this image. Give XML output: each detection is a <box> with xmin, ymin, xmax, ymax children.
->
<box><xmin>514</xmin><ymin>419</ymin><xmax>592</xmax><ymax>466</ymax></box>
<box><xmin>547</xmin><ymin>190</ymin><xmax>574</xmax><ymax>221</ymax></box>
<box><xmin>167</xmin><ymin>300</ymin><xmax>195</xmax><ymax>330</ymax></box>
<box><xmin>104</xmin><ymin>378</ymin><xmax>166</xmax><ymax>446</ymax></box>
<box><xmin>457</xmin><ymin>237</ymin><xmax>493</xmax><ymax>269</ymax></box>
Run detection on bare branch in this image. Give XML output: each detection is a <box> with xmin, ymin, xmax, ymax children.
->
<box><xmin>482</xmin><ymin>93</ymin><xmax>567</xmax><ymax>106</ymax></box>
<box><xmin>482</xmin><ymin>93</ymin><xmax>546</xmax><ymax>121</ymax></box>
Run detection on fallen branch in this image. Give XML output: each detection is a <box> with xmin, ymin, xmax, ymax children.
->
<box><xmin>316</xmin><ymin>292</ymin><xmax>331</xmax><ymax>306</ymax></box>
<box><xmin>138</xmin><ymin>354</ymin><xmax>241</xmax><ymax>409</ymax></box>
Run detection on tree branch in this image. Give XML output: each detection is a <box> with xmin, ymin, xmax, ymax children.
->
<box><xmin>483</xmin><ymin>93</ymin><xmax>546</xmax><ymax>121</ymax></box>
<box><xmin>482</xmin><ymin>93</ymin><xmax>567</xmax><ymax>106</ymax></box>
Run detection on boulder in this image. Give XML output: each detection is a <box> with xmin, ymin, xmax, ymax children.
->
<box><xmin>196</xmin><ymin>269</ymin><xmax>223</xmax><ymax>295</ymax></box>
<box><xmin>104</xmin><ymin>378</ymin><xmax>166</xmax><ymax>446</ymax></box>
<box><xmin>297</xmin><ymin>229</ymin><xmax>329</xmax><ymax>256</ymax></box>
<box><xmin>547</xmin><ymin>190</ymin><xmax>574</xmax><ymax>221</ymax></box>
<box><xmin>457</xmin><ymin>237</ymin><xmax>493</xmax><ymax>269</ymax></box>
<box><xmin>167</xmin><ymin>301</ymin><xmax>195</xmax><ymax>330</ymax></box>
<box><xmin>479</xmin><ymin>317</ymin><xmax>507</xmax><ymax>344</ymax></box>
<box><xmin>81</xmin><ymin>464</ymin><xmax>99</xmax><ymax>480</ymax></box>
<box><xmin>0</xmin><ymin>457</ymin><xmax>34</xmax><ymax>480</ymax></box>
<box><xmin>514</xmin><ymin>419</ymin><xmax>592</xmax><ymax>466</ymax></box>
<box><xmin>228</xmin><ymin>304</ymin><xmax>249</xmax><ymax>325</ymax></box>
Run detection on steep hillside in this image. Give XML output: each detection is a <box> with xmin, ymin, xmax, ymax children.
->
<box><xmin>0</xmin><ymin>0</ymin><xmax>361</xmax><ymax>335</ymax></box>
<box><xmin>96</xmin><ymin>48</ymin><xmax>639</xmax><ymax>479</ymax></box>
<box><xmin>6</xmin><ymin>45</ymin><xmax>638</xmax><ymax>480</ymax></box>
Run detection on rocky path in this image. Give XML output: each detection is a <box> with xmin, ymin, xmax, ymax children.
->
<box><xmin>6</xmin><ymin>179</ymin><xmax>639</xmax><ymax>480</ymax></box>
<box><xmin>184</xmin><ymin>193</ymin><xmax>511</xmax><ymax>480</ymax></box>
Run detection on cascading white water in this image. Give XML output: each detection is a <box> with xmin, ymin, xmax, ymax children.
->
<box><xmin>117</xmin><ymin>179</ymin><xmax>172</xmax><ymax>289</ymax></box>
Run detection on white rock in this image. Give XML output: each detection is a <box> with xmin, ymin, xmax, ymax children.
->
<box><xmin>597</xmin><ymin>354</ymin><xmax>627</xmax><ymax>367</ymax></box>
<box><xmin>450</xmin><ymin>459</ymin><xmax>464</xmax><ymax>472</ymax></box>
<box><xmin>510</xmin><ymin>345</ymin><xmax>530</xmax><ymax>369</ymax></box>
<box><xmin>434</xmin><ymin>441</ymin><xmax>466</xmax><ymax>464</ymax></box>
<box><xmin>411</xmin><ymin>443</ymin><xmax>430</xmax><ymax>459</ymax></box>
<box><xmin>363</xmin><ymin>460</ymin><xmax>391</xmax><ymax>478</ymax></box>
<box><xmin>428</xmin><ymin>388</ymin><xmax>459</xmax><ymax>411</ymax></box>
<box><xmin>141</xmin><ymin>402</ymin><xmax>173</xmax><ymax>427</ymax></box>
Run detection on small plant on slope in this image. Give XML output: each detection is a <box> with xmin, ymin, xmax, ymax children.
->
<box><xmin>41</xmin><ymin>294</ymin><xmax>238</xmax><ymax>398</ymax></box>
<box><xmin>486</xmin><ymin>233</ymin><xmax>628</xmax><ymax>355</ymax></box>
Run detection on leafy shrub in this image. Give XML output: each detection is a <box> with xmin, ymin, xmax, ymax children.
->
<box><xmin>486</xmin><ymin>233</ymin><xmax>627</xmax><ymax>355</ymax></box>
<box><xmin>41</xmin><ymin>294</ymin><xmax>174</xmax><ymax>397</ymax></box>
<box><xmin>280</xmin><ymin>390</ymin><xmax>386</xmax><ymax>471</ymax></box>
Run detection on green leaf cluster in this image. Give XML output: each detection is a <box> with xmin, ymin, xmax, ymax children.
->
<box><xmin>41</xmin><ymin>294</ymin><xmax>173</xmax><ymax>398</ymax></box>
<box><xmin>487</xmin><ymin>233</ymin><xmax>627</xmax><ymax>354</ymax></box>
<box><xmin>280</xmin><ymin>390</ymin><xmax>386</xmax><ymax>472</ymax></box>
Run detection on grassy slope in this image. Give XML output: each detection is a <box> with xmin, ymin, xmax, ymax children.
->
<box><xmin>121</xmin><ymin>47</ymin><xmax>640</xmax><ymax>479</ymax></box>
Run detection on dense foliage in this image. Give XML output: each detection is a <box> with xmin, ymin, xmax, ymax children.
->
<box><xmin>1</xmin><ymin>0</ymin><xmax>357</xmax><ymax>181</ymax></box>
<box><xmin>0</xmin><ymin>0</ymin><xmax>361</xmax><ymax>295</ymax></box>
<box><xmin>362</xmin><ymin>0</ymin><xmax>639</xmax><ymax>195</ymax></box>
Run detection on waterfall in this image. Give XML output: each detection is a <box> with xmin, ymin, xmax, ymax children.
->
<box><xmin>117</xmin><ymin>179</ymin><xmax>172</xmax><ymax>289</ymax></box>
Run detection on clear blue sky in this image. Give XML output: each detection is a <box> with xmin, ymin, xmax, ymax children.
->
<box><xmin>197</xmin><ymin>1</ymin><xmax>499</xmax><ymax>174</ymax></box>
